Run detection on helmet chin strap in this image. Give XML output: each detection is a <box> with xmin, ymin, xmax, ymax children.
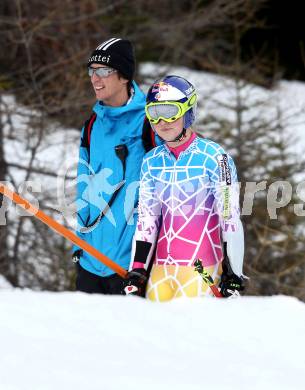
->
<box><xmin>160</xmin><ymin>127</ymin><xmax>187</xmax><ymax>143</ymax></box>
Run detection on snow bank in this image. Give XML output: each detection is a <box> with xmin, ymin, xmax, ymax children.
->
<box><xmin>0</xmin><ymin>292</ymin><xmax>304</xmax><ymax>390</ymax></box>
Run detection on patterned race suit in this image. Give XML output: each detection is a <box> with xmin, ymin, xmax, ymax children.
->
<box><xmin>130</xmin><ymin>135</ymin><xmax>244</xmax><ymax>301</ymax></box>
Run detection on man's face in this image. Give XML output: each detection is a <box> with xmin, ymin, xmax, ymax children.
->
<box><xmin>89</xmin><ymin>64</ymin><xmax>128</xmax><ymax>106</ymax></box>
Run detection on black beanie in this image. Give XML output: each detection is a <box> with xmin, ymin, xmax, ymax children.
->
<box><xmin>87</xmin><ymin>38</ymin><xmax>135</xmax><ymax>81</ymax></box>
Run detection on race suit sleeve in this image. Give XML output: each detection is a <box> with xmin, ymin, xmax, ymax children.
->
<box><xmin>129</xmin><ymin>156</ymin><xmax>161</xmax><ymax>270</ymax></box>
<box><xmin>73</xmin><ymin>127</ymin><xmax>91</xmax><ymax>252</ymax></box>
<box><xmin>211</xmin><ymin>152</ymin><xmax>244</xmax><ymax>277</ymax></box>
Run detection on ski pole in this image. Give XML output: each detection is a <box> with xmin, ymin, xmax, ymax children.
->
<box><xmin>194</xmin><ymin>259</ymin><xmax>223</xmax><ymax>298</ymax></box>
<box><xmin>0</xmin><ymin>183</ymin><xmax>128</xmax><ymax>278</ymax></box>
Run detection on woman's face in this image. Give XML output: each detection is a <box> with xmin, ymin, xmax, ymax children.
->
<box><xmin>153</xmin><ymin>117</ymin><xmax>184</xmax><ymax>143</ymax></box>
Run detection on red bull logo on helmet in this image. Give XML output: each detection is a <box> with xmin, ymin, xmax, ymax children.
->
<box><xmin>152</xmin><ymin>81</ymin><xmax>169</xmax><ymax>93</ymax></box>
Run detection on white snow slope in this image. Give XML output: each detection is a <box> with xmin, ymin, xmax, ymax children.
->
<box><xmin>0</xmin><ymin>291</ymin><xmax>304</xmax><ymax>390</ymax></box>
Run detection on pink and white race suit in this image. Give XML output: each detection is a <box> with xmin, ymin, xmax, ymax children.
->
<box><xmin>130</xmin><ymin>134</ymin><xmax>244</xmax><ymax>300</ymax></box>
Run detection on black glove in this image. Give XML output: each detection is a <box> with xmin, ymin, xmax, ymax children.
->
<box><xmin>123</xmin><ymin>268</ymin><xmax>147</xmax><ymax>297</ymax></box>
<box><xmin>72</xmin><ymin>249</ymin><xmax>83</xmax><ymax>263</ymax></box>
<box><xmin>220</xmin><ymin>272</ymin><xmax>244</xmax><ymax>297</ymax></box>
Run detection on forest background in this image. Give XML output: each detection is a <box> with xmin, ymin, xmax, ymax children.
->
<box><xmin>1</xmin><ymin>0</ymin><xmax>305</xmax><ymax>300</ymax></box>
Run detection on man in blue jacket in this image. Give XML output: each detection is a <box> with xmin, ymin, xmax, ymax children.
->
<box><xmin>73</xmin><ymin>38</ymin><xmax>148</xmax><ymax>294</ymax></box>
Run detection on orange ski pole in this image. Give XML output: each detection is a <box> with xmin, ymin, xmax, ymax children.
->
<box><xmin>0</xmin><ymin>183</ymin><xmax>128</xmax><ymax>279</ymax></box>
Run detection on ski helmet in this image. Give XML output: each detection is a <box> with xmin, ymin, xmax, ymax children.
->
<box><xmin>146</xmin><ymin>75</ymin><xmax>197</xmax><ymax>129</ymax></box>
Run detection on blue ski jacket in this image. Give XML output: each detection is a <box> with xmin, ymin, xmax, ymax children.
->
<box><xmin>74</xmin><ymin>81</ymin><xmax>146</xmax><ymax>276</ymax></box>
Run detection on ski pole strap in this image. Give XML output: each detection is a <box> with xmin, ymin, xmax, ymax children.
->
<box><xmin>194</xmin><ymin>259</ymin><xmax>223</xmax><ymax>298</ymax></box>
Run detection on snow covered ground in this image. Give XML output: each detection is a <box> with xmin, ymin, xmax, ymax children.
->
<box><xmin>0</xmin><ymin>291</ymin><xmax>304</xmax><ymax>390</ymax></box>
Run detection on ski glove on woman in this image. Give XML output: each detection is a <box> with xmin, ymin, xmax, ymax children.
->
<box><xmin>123</xmin><ymin>269</ymin><xmax>148</xmax><ymax>297</ymax></box>
<box><xmin>219</xmin><ymin>255</ymin><xmax>245</xmax><ymax>297</ymax></box>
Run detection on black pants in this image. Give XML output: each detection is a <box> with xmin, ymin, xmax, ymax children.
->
<box><xmin>76</xmin><ymin>263</ymin><xmax>125</xmax><ymax>295</ymax></box>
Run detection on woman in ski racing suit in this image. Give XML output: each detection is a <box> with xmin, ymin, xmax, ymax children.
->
<box><xmin>125</xmin><ymin>75</ymin><xmax>245</xmax><ymax>301</ymax></box>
